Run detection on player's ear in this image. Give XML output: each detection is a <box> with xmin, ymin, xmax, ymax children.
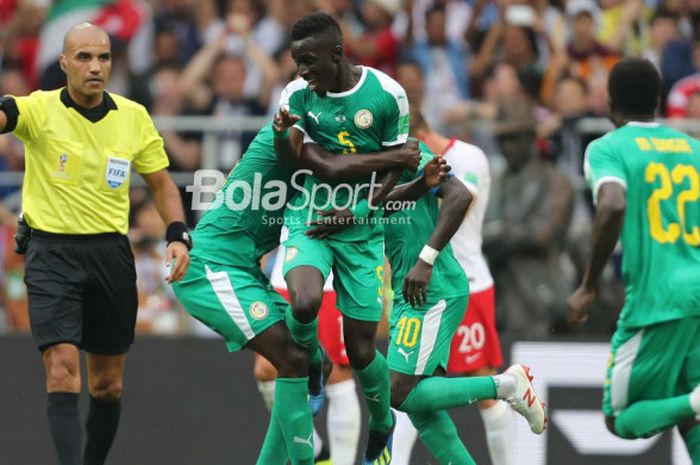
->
<box><xmin>59</xmin><ymin>54</ymin><xmax>67</xmax><ymax>73</ymax></box>
<box><xmin>332</xmin><ymin>44</ymin><xmax>343</xmax><ymax>63</ymax></box>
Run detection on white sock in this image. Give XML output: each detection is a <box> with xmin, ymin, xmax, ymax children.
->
<box><xmin>493</xmin><ymin>374</ymin><xmax>516</xmax><ymax>399</ymax></box>
<box><xmin>480</xmin><ymin>401</ymin><xmax>515</xmax><ymax>465</ymax></box>
<box><xmin>326</xmin><ymin>379</ymin><xmax>361</xmax><ymax>465</ymax></box>
<box><xmin>391</xmin><ymin>409</ymin><xmax>418</xmax><ymax>465</ymax></box>
<box><xmin>313</xmin><ymin>427</ymin><xmax>323</xmax><ymax>458</ymax></box>
<box><xmin>256</xmin><ymin>380</ymin><xmax>275</xmax><ymax>411</ymax></box>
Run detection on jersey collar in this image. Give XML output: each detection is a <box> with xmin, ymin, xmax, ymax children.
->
<box><xmin>626</xmin><ymin>121</ymin><xmax>660</xmax><ymax>127</ymax></box>
<box><xmin>326</xmin><ymin>66</ymin><xmax>368</xmax><ymax>98</ymax></box>
<box><xmin>60</xmin><ymin>88</ymin><xmax>118</xmax><ymax>123</ymax></box>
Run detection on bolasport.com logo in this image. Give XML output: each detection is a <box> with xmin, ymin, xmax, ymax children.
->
<box><xmin>185</xmin><ymin>169</ymin><xmax>417</xmax><ymax>225</ymax></box>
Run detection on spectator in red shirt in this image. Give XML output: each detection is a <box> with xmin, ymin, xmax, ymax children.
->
<box><xmin>340</xmin><ymin>0</ymin><xmax>401</xmax><ymax>76</ymax></box>
<box><xmin>666</xmin><ymin>36</ymin><xmax>700</xmax><ymax>118</ymax></box>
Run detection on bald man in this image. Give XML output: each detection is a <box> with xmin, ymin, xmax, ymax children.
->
<box><xmin>0</xmin><ymin>23</ymin><xmax>191</xmax><ymax>465</ymax></box>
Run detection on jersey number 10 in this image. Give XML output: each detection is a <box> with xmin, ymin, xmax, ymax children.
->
<box><xmin>646</xmin><ymin>162</ymin><xmax>700</xmax><ymax>245</ymax></box>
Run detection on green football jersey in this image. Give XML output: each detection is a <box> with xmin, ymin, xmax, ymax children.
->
<box><xmin>585</xmin><ymin>122</ymin><xmax>700</xmax><ymax>328</ymax></box>
<box><xmin>384</xmin><ymin>146</ymin><xmax>469</xmax><ymax>305</ymax></box>
<box><xmin>280</xmin><ymin>66</ymin><xmax>410</xmax><ymax>241</ymax></box>
<box><xmin>192</xmin><ymin>124</ymin><xmax>293</xmax><ymax>267</ymax></box>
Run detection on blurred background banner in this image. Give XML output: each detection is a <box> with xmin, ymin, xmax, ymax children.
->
<box><xmin>1</xmin><ymin>335</ymin><xmax>690</xmax><ymax>465</ymax></box>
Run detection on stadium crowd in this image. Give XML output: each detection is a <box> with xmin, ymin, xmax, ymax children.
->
<box><xmin>1</xmin><ymin>0</ymin><xmax>698</xmax><ymax>338</ymax></box>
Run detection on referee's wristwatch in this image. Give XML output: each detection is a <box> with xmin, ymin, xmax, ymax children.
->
<box><xmin>166</xmin><ymin>221</ymin><xmax>193</xmax><ymax>250</ymax></box>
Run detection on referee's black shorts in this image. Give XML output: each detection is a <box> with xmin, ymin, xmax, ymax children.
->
<box><xmin>24</xmin><ymin>231</ymin><xmax>138</xmax><ymax>354</ymax></box>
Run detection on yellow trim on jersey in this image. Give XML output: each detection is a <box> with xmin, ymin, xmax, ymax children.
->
<box><xmin>13</xmin><ymin>89</ymin><xmax>169</xmax><ymax>234</ymax></box>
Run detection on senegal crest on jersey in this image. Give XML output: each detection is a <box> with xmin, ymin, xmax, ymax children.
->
<box><xmin>354</xmin><ymin>109</ymin><xmax>373</xmax><ymax>129</ymax></box>
<box><xmin>249</xmin><ymin>301</ymin><xmax>269</xmax><ymax>320</ymax></box>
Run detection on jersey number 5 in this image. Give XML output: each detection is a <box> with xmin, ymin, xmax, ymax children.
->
<box><xmin>338</xmin><ymin>131</ymin><xmax>357</xmax><ymax>154</ymax></box>
<box><xmin>646</xmin><ymin>162</ymin><xmax>700</xmax><ymax>245</ymax></box>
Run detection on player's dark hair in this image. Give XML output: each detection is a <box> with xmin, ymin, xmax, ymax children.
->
<box><xmin>608</xmin><ymin>58</ymin><xmax>660</xmax><ymax>116</ymax></box>
<box><xmin>291</xmin><ymin>13</ymin><xmax>343</xmax><ymax>43</ymax></box>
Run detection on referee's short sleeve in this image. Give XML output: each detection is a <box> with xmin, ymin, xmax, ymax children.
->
<box><xmin>11</xmin><ymin>92</ymin><xmax>44</xmax><ymax>143</ymax></box>
<box><xmin>132</xmin><ymin>107</ymin><xmax>169</xmax><ymax>174</ymax></box>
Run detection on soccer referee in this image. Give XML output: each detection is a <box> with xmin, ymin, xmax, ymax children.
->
<box><xmin>0</xmin><ymin>23</ymin><xmax>191</xmax><ymax>465</ymax></box>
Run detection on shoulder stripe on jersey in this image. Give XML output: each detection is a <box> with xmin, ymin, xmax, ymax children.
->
<box><xmin>279</xmin><ymin>78</ymin><xmax>309</xmax><ymax>107</ymax></box>
<box><xmin>593</xmin><ymin>176</ymin><xmax>627</xmax><ymax>203</ymax></box>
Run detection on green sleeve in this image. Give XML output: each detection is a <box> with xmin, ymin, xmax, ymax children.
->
<box><xmin>380</xmin><ymin>86</ymin><xmax>409</xmax><ymax>147</ymax></box>
<box><xmin>584</xmin><ymin>137</ymin><xmax>627</xmax><ymax>200</ymax></box>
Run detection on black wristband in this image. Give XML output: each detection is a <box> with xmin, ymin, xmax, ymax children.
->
<box><xmin>0</xmin><ymin>96</ymin><xmax>19</xmax><ymax>134</ymax></box>
<box><xmin>166</xmin><ymin>221</ymin><xmax>192</xmax><ymax>250</ymax></box>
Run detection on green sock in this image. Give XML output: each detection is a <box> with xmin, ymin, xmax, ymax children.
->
<box><xmin>683</xmin><ymin>424</ymin><xmax>700</xmax><ymax>463</ymax></box>
<box><xmin>256</xmin><ymin>416</ymin><xmax>288</xmax><ymax>465</ymax></box>
<box><xmin>614</xmin><ymin>394</ymin><xmax>694</xmax><ymax>438</ymax></box>
<box><xmin>400</xmin><ymin>376</ymin><xmax>496</xmax><ymax>414</ymax></box>
<box><xmin>274</xmin><ymin>378</ymin><xmax>315</xmax><ymax>465</ymax></box>
<box><xmin>356</xmin><ymin>350</ymin><xmax>393</xmax><ymax>432</ymax></box>
<box><xmin>286</xmin><ymin>313</ymin><xmax>322</xmax><ymax>365</ymax></box>
<box><xmin>409</xmin><ymin>410</ymin><xmax>476</xmax><ymax>465</ymax></box>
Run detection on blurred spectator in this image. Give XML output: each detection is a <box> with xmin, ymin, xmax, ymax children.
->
<box><xmin>483</xmin><ymin>100</ymin><xmax>574</xmax><ymax>338</ymax></box>
<box><xmin>1</xmin><ymin>0</ymin><xmax>45</xmax><ymax>89</ymax></box>
<box><xmin>396</xmin><ymin>59</ymin><xmax>425</xmax><ymax>116</ymax></box>
<box><xmin>539</xmin><ymin>76</ymin><xmax>597</xmax><ymax>180</ymax></box>
<box><xmin>586</xmin><ymin>69</ymin><xmax>611</xmax><ymax>116</ymax></box>
<box><xmin>397</xmin><ymin>0</ymin><xmax>472</xmax><ymax>46</ymax></box>
<box><xmin>153</xmin><ymin>0</ymin><xmax>202</xmax><ymax>67</ymax></box>
<box><xmin>151</xmin><ymin>65</ymin><xmax>202</xmax><ymax>171</ymax></box>
<box><xmin>130</xmin><ymin>197</ymin><xmax>184</xmax><ymax>334</ymax></box>
<box><xmin>341</xmin><ymin>0</ymin><xmax>401</xmax><ymax>76</ymax></box>
<box><xmin>596</xmin><ymin>0</ymin><xmax>647</xmax><ymax>55</ymax></box>
<box><xmin>565</xmin><ymin>0</ymin><xmax>620</xmax><ymax>82</ymax></box>
<box><xmin>666</xmin><ymin>36</ymin><xmax>700</xmax><ymax>117</ymax></box>
<box><xmin>443</xmin><ymin>61</ymin><xmax>525</xmax><ymax>154</ymax></box>
<box><xmin>179</xmin><ymin>14</ymin><xmax>276</xmax><ymax>168</ymax></box>
<box><xmin>196</xmin><ymin>0</ymin><xmax>226</xmax><ymax>45</ymax></box>
<box><xmin>471</xmin><ymin>4</ymin><xmax>544</xmax><ymax>100</ymax></box>
<box><xmin>0</xmin><ymin>67</ymin><xmax>26</xmax><ymax>197</ymax></box>
<box><xmin>642</xmin><ymin>9</ymin><xmax>680</xmax><ymax>70</ymax></box>
<box><xmin>403</xmin><ymin>4</ymin><xmax>470</xmax><ymax>132</ymax></box>
<box><xmin>227</xmin><ymin>0</ymin><xmax>286</xmax><ymax>56</ymax></box>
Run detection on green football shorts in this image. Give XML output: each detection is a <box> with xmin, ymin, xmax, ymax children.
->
<box><xmin>281</xmin><ymin>229</ymin><xmax>385</xmax><ymax>322</ymax></box>
<box><xmin>388</xmin><ymin>296</ymin><xmax>469</xmax><ymax>376</ymax></box>
<box><xmin>173</xmin><ymin>256</ymin><xmax>287</xmax><ymax>352</ymax></box>
<box><xmin>602</xmin><ymin>316</ymin><xmax>700</xmax><ymax>417</ymax></box>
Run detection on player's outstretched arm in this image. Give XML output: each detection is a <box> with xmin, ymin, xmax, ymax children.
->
<box><xmin>403</xmin><ymin>176</ymin><xmax>473</xmax><ymax>307</ymax></box>
<box><xmin>273</xmin><ymin>108</ymin><xmax>304</xmax><ymax>168</ymax></box>
<box><xmin>382</xmin><ymin>157</ymin><xmax>450</xmax><ymax>216</ymax></box>
<box><xmin>300</xmin><ymin>140</ymin><xmax>421</xmax><ymax>182</ymax></box>
<box><xmin>568</xmin><ymin>182</ymin><xmax>626</xmax><ymax>324</ymax></box>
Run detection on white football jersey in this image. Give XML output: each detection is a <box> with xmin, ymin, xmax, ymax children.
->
<box><xmin>270</xmin><ymin>226</ymin><xmax>334</xmax><ymax>291</ymax></box>
<box><xmin>442</xmin><ymin>138</ymin><xmax>494</xmax><ymax>293</ymax></box>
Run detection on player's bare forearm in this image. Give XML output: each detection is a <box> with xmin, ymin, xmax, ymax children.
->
<box><xmin>428</xmin><ymin>177</ymin><xmax>472</xmax><ymax>251</ymax></box>
<box><xmin>300</xmin><ymin>140</ymin><xmax>420</xmax><ymax>183</ymax></box>
<box><xmin>0</xmin><ymin>110</ymin><xmax>7</xmax><ymax>133</ymax></box>
<box><xmin>383</xmin><ymin>156</ymin><xmax>450</xmax><ymax>215</ymax></box>
<box><xmin>141</xmin><ymin>169</ymin><xmax>186</xmax><ymax>225</ymax></box>
<box><xmin>369</xmin><ymin>168</ymin><xmax>403</xmax><ymax>208</ymax></box>
<box><xmin>581</xmin><ymin>183</ymin><xmax>626</xmax><ymax>290</ymax></box>
<box><xmin>273</xmin><ymin>113</ymin><xmax>304</xmax><ymax>168</ymax></box>
<box><xmin>383</xmin><ymin>175</ymin><xmax>427</xmax><ymax>208</ymax></box>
